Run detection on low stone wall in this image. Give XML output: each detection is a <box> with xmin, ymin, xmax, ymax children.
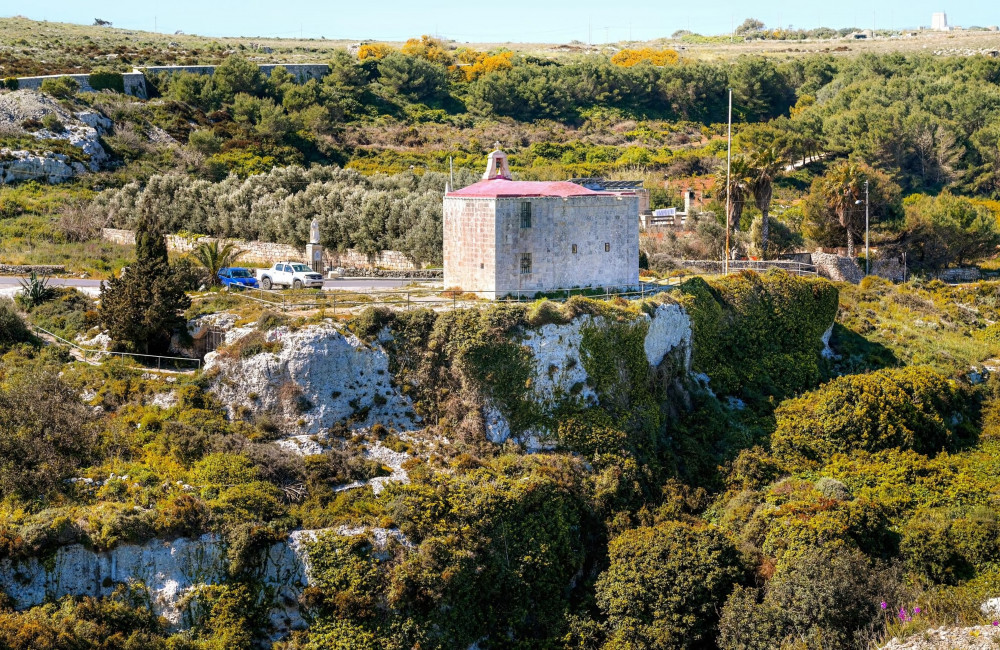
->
<box><xmin>138</xmin><ymin>63</ymin><xmax>329</xmax><ymax>83</ymax></box>
<box><xmin>342</xmin><ymin>267</ymin><xmax>442</xmax><ymax>279</ymax></box>
<box><xmin>102</xmin><ymin>228</ymin><xmax>420</xmax><ymax>272</ymax></box>
<box><xmin>0</xmin><ymin>264</ymin><xmax>66</xmax><ymax>275</ymax></box>
<box><xmin>871</xmin><ymin>257</ymin><xmax>906</xmax><ymax>283</ymax></box>
<box><xmin>937</xmin><ymin>267</ymin><xmax>982</xmax><ymax>283</ymax></box>
<box><xmin>12</xmin><ymin>73</ymin><xmax>147</xmax><ymax>98</ymax></box>
<box><xmin>812</xmin><ymin>252</ymin><xmax>864</xmax><ymax>284</ymax></box>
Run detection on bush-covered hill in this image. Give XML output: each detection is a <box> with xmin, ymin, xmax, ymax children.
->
<box><xmin>4</xmin><ymin>271</ymin><xmax>1000</xmax><ymax>648</ymax></box>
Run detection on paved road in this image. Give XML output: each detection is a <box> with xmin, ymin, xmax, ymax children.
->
<box><xmin>0</xmin><ymin>276</ymin><xmax>436</xmax><ymax>291</ymax></box>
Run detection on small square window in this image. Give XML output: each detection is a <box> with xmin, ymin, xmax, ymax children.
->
<box><xmin>572</xmin><ymin>244</ymin><xmax>578</xmax><ymax>254</ymax></box>
<box><xmin>520</xmin><ymin>202</ymin><xmax>532</xmax><ymax>228</ymax></box>
<box><xmin>520</xmin><ymin>252</ymin><xmax>532</xmax><ymax>275</ymax></box>
<box><xmin>604</xmin><ymin>243</ymin><xmax>610</xmax><ymax>252</ymax></box>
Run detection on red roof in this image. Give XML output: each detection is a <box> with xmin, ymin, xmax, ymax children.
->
<box><xmin>447</xmin><ymin>178</ymin><xmax>606</xmax><ymax>198</ymax></box>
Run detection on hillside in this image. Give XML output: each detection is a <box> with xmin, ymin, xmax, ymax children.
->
<box><xmin>3</xmin><ymin>13</ymin><xmax>1000</xmax><ymax>650</ymax></box>
<box><xmin>4</xmin><ymin>15</ymin><xmax>1000</xmax><ymax>76</ymax></box>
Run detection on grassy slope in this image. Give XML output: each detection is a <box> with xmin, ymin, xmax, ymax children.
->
<box><xmin>4</xmin><ymin>16</ymin><xmax>1000</xmax><ymax>77</ymax></box>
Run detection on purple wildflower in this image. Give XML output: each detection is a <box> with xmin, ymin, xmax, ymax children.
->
<box><xmin>880</xmin><ymin>601</ymin><xmax>888</xmax><ymax>610</ymax></box>
<box><xmin>913</xmin><ymin>607</ymin><xmax>921</xmax><ymax>614</ymax></box>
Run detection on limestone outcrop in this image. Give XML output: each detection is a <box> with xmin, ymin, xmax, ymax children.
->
<box><xmin>206</xmin><ymin>322</ymin><xmax>419</xmax><ymax>433</ymax></box>
<box><xmin>0</xmin><ymin>90</ymin><xmax>112</xmax><ymax>183</ymax></box>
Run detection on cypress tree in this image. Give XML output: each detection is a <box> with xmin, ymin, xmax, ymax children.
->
<box><xmin>100</xmin><ymin>222</ymin><xmax>190</xmax><ymax>355</ymax></box>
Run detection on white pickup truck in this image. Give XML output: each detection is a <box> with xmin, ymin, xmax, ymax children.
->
<box><xmin>256</xmin><ymin>262</ymin><xmax>324</xmax><ymax>290</ymax></box>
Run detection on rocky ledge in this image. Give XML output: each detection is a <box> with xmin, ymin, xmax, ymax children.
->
<box><xmin>881</xmin><ymin>625</ymin><xmax>1000</xmax><ymax>649</ymax></box>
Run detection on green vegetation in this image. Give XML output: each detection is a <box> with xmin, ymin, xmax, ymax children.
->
<box><xmin>99</xmin><ymin>221</ymin><xmax>191</xmax><ymax>354</ymax></box>
<box><xmin>6</xmin><ymin>14</ymin><xmax>1000</xmax><ymax>650</ymax></box>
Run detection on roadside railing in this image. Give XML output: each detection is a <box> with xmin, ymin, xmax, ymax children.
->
<box><xmin>28</xmin><ymin>324</ymin><xmax>201</xmax><ymax>371</ymax></box>
<box><xmin>677</xmin><ymin>259</ymin><xmax>819</xmax><ymax>276</ymax></box>
<box><xmin>227</xmin><ymin>279</ymin><xmax>686</xmax><ymax>314</ymax></box>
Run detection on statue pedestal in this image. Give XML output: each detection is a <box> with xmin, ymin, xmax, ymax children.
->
<box><xmin>306</xmin><ymin>243</ymin><xmax>324</xmax><ymax>275</ymax></box>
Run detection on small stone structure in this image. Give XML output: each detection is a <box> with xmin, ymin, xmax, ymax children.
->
<box><xmin>812</xmin><ymin>251</ymin><xmax>865</xmax><ymax>283</ymax></box>
<box><xmin>305</xmin><ymin>218</ymin><xmax>324</xmax><ymax>274</ymax></box>
<box><xmin>102</xmin><ymin>228</ymin><xmax>418</xmax><ymax>272</ymax></box>
<box><xmin>443</xmin><ymin>147</ymin><xmax>639</xmax><ymax>297</ymax></box>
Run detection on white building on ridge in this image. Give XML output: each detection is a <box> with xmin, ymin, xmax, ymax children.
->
<box><xmin>443</xmin><ymin>147</ymin><xmax>639</xmax><ymax>298</ymax></box>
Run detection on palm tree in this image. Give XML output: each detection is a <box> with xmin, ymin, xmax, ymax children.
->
<box><xmin>747</xmin><ymin>144</ymin><xmax>786</xmax><ymax>256</ymax></box>
<box><xmin>192</xmin><ymin>240</ymin><xmax>244</xmax><ymax>286</ymax></box>
<box><xmin>817</xmin><ymin>160</ymin><xmax>867</xmax><ymax>257</ymax></box>
<box><xmin>715</xmin><ymin>155</ymin><xmax>755</xmax><ymax>251</ymax></box>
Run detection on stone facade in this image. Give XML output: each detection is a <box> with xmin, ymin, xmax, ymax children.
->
<box><xmin>443</xmin><ymin>149</ymin><xmax>640</xmax><ymax>297</ymax></box>
<box><xmin>493</xmin><ymin>196</ymin><xmax>638</xmax><ymax>295</ymax></box>
<box><xmin>101</xmin><ymin>228</ymin><xmax>418</xmax><ymax>271</ymax></box>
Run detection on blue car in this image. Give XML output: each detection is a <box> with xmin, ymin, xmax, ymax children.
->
<box><xmin>218</xmin><ymin>267</ymin><xmax>258</xmax><ymax>289</ymax></box>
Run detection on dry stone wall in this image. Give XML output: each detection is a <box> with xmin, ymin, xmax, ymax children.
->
<box><xmin>101</xmin><ymin>228</ymin><xmax>419</xmax><ymax>271</ymax></box>
<box><xmin>812</xmin><ymin>251</ymin><xmax>865</xmax><ymax>284</ymax></box>
<box><xmin>12</xmin><ymin>73</ymin><xmax>147</xmax><ymax>98</ymax></box>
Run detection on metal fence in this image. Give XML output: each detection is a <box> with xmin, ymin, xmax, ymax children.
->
<box><xmin>29</xmin><ymin>324</ymin><xmax>201</xmax><ymax>371</ymax></box>
<box><xmin>677</xmin><ymin>259</ymin><xmax>819</xmax><ymax>276</ymax></box>
<box><xmin>228</xmin><ymin>278</ymin><xmax>687</xmax><ymax>314</ymax></box>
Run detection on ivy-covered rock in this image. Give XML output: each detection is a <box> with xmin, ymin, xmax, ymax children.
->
<box><xmin>680</xmin><ymin>270</ymin><xmax>839</xmax><ymax>403</ymax></box>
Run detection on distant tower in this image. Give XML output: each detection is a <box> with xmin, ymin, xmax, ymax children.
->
<box><xmin>932</xmin><ymin>12</ymin><xmax>950</xmax><ymax>31</ymax></box>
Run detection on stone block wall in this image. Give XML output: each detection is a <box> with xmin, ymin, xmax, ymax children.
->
<box><xmin>493</xmin><ymin>195</ymin><xmax>639</xmax><ymax>296</ymax></box>
<box><xmin>13</xmin><ymin>73</ymin><xmax>147</xmax><ymax>98</ymax></box>
<box><xmin>101</xmin><ymin>229</ymin><xmax>418</xmax><ymax>271</ymax></box>
<box><xmin>812</xmin><ymin>251</ymin><xmax>864</xmax><ymax>284</ymax></box>
<box><xmin>443</xmin><ymin>197</ymin><xmax>497</xmax><ymax>292</ymax></box>
<box><xmin>138</xmin><ymin>63</ymin><xmax>329</xmax><ymax>83</ymax></box>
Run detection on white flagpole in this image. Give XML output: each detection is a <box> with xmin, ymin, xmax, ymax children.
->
<box><xmin>724</xmin><ymin>88</ymin><xmax>732</xmax><ymax>274</ymax></box>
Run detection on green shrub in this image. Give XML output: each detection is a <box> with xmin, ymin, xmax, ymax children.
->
<box><xmin>256</xmin><ymin>309</ymin><xmax>290</xmax><ymax>331</ymax></box>
<box><xmin>899</xmin><ymin>508</ymin><xmax>1000</xmax><ymax>584</ymax></box>
<box><xmin>771</xmin><ymin>366</ymin><xmax>969</xmax><ymax>469</ymax></box>
<box><xmin>0</xmin><ymin>585</ymin><xmax>170</xmax><ymax>649</ymax></box>
<box><xmin>718</xmin><ymin>546</ymin><xmax>903</xmax><ymax>650</ymax></box>
<box><xmin>213</xmin><ymin>481</ymin><xmax>287</xmax><ymax>522</ymax></box>
<box><xmin>222</xmin><ymin>330</ymin><xmax>282</xmax><ymax>359</ymax></box>
<box><xmin>0</xmin><ymin>371</ymin><xmax>97</xmax><ymax>500</ymax></box>
<box><xmin>40</xmin><ymin>113</ymin><xmax>64</xmax><ymax>133</ymax></box>
<box><xmin>0</xmin><ymin>298</ymin><xmax>31</xmax><ymax>347</ymax></box>
<box><xmin>596</xmin><ymin>520</ymin><xmax>743</xmax><ymax>649</ymax></box>
<box><xmin>556</xmin><ymin>409</ymin><xmax>628</xmax><ymax>458</ymax></box>
<box><xmin>39</xmin><ymin>76</ymin><xmax>79</xmax><ymax>98</ymax></box>
<box><xmin>2</xmin><ymin>77</ymin><xmax>18</xmax><ymax>91</ymax></box>
<box><xmin>191</xmin><ymin>452</ymin><xmax>259</xmax><ymax>487</ymax></box>
<box><xmin>680</xmin><ymin>271</ymin><xmax>839</xmax><ymax>403</ymax></box>
<box><xmin>88</xmin><ymin>70</ymin><xmax>125</xmax><ymax>94</ymax></box>
<box><xmin>23</xmin><ymin>288</ymin><xmax>95</xmax><ymax>340</ymax></box>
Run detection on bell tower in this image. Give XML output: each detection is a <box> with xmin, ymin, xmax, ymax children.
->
<box><xmin>482</xmin><ymin>143</ymin><xmax>512</xmax><ymax>180</ymax></box>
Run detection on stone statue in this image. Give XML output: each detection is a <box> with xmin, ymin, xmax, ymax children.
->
<box><xmin>309</xmin><ymin>218</ymin><xmax>320</xmax><ymax>244</ymax></box>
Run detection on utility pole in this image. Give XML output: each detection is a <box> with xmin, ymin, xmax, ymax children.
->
<box><xmin>854</xmin><ymin>179</ymin><xmax>870</xmax><ymax>274</ymax></box>
<box><xmin>724</xmin><ymin>87</ymin><xmax>732</xmax><ymax>274</ymax></box>
<box><xmin>865</xmin><ymin>179</ymin><xmax>870</xmax><ymax>274</ymax></box>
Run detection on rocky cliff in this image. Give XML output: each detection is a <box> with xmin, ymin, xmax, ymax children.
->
<box><xmin>0</xmin><ymin>90</ymin><xmax>111</xmax><ymax>183</ymax></box>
